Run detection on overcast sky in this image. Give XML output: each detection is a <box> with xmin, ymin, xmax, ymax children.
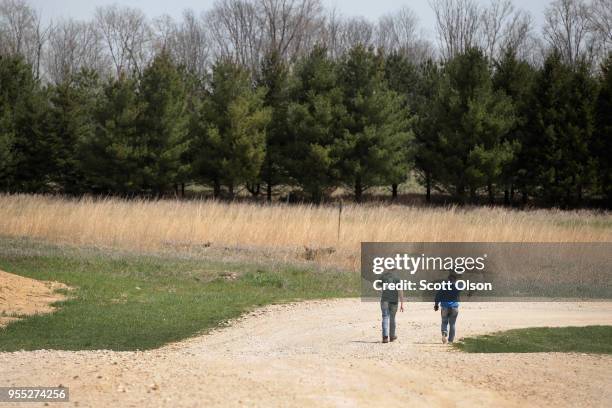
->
<box><xmin>29</xmin><ymin>0</ymin><xmax>551</xmax><ymax>39</ymax></box>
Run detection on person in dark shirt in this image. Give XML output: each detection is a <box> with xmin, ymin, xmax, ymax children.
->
<box><xmin>380</xmin><ymin>272</ymin><xmax>404</xmax><ymax>343</ymax></box>
<box><xmin>434</xmin><ymin>273</ymin><xmax>460</xmax><ymax>344</ymax></box>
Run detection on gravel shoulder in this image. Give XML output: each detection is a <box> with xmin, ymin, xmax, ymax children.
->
<box><xmin>1</xmin><ymin>300</ymin><xmax>611</xmax><ymax>407</ymax></box>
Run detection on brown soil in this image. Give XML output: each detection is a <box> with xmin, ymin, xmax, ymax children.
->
<box><xmin>0</xmin><ymin>270</ymin><xmax>70</xmax><ymax>327</ymax></box>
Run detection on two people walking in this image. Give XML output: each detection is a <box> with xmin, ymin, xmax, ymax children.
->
<box><xmin>380</xmin><ymin>272</ymin><xmax>459</xmax><ymax>344</ymax></box>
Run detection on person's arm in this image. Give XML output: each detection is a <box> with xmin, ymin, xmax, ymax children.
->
<box><xmin>399</xmin><ymin>289</ymin><xmax>404</xmax><ymax>312</ymax></box>
<box><xmin>434</xmin><ymin>289</ymin><xmax>440</xmax><ymax>311</ymax></box>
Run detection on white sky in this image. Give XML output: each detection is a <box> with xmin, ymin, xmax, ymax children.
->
<box><xmin>28</xmin><ymin>0</ymin><xmax>550</xmax><ymax>39</ymax></box>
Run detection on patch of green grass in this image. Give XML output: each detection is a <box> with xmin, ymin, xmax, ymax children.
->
<box><xmin>455</xmin><ymin>326</ymin><xmax>612</xmax><ymax>354</ymax></box>
<box><xmin>0</xmin><ymin>237</ymin><xmax>357</xmax><ymax>351</ymax></box>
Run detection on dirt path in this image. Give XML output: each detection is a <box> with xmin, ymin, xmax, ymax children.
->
<box><xmin>1</xmin><ymin>300</ymin><xmax>611</xmax><ymax>407</ymax></box>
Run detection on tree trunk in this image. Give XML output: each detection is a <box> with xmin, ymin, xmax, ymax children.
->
<box><xmin>426</xmin><ymin>172</ymin><xmax>431</xmax><ymax>202</ymax></box>
<box><xmin>504</xmin><ymin>188</ymin><xmax>510</xmax><ymax>206</ymax></box>
<box><xmin>311</xmin><ymin>188</ymin><xmax>322</xmax><ymax>205</ymax></box>
<box><xmin>228</xmin><ymin>182</ymin><xmax>234</xmax><ymax>200</ymax></box>
<box><xmin>181</xmin><ymin>183</ymin><xmax>185</xmax><ymax>198</ymax></box>
<box><xmin>246</xmin><ymin>183</ymin><xmax>260</xmax><ymax>197</ymax></box>
<box><xmin>265</xmin><ymin>158</ymin><xmax>273</xmax><ymax>202</ymax></box>
<box><xmin>391</xmin><ymin>183</ymin><xmax>398</xmax><ymax>200</ymax></box>
<box><xmin>457</xmin><ymin>184</ymin><xmax>466</xmax><ymax>205</ymax></box>
<box><xmin>213</xmin><ymin>178</ymin><xmax>221</xmax><ymax>199</ymax></box>
<box><xmin>355</xmin><ymin>176</ymin><xmax>363</xmax><ymax>203</ymax></box>
<box><xmin>487</xmin><ymin>182</ymin><xmax>494</xmax><ymax>205</ymax></box>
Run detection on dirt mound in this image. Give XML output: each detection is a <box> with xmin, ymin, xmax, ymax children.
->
<box><xmin>0</xmin><ymin>270</ymin><xmax>70</xmax><ymax>327</ymax></box>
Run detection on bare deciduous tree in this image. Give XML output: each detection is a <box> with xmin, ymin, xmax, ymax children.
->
<box><xmin>331</xmin><ymin>16</ymin><xmax>375</xmax><ymax>56</ymax></box>
<box><xmin>206</xmin><ymin>0</ymin><xmax>263</xmax><ymax>73</ymax></box>
<box><xmin>543</xmin><ymin>0</ymin><xmax>597</xmax><ymax>67</ymax></box>
<box><xmin>587</xmin><ymin>0</ymin><xmax>612</xmax><ymax>55</ymax></box>
<box><xmin>503</xmin><ymin>10</ymin><xmax>534</xmax><ymax>56</ymax></box>
<box><xmin>430</xmin><ymin>0</ymin><xmax>481</xmax><ymax>60</ymax></box>
<box><xmin>377</xmin><ymin>6</ymin><xmax>434</xmax><ymax>63</ymax></box>
<box><xmin>377</xmin><ymin>7</ymin><xmax>419</xmax><ymax>50</ymax></box>
<box><xmin>480</xmin><ymin>0</ymin><xmax>534</xmax><ymax>62</ymax></box>
<box><xmin>173</xmin><ymin>10</ymin><xmax>211</xmax><ymax>76</ymax></box>
<box><xmin>0</xmin><ymin>0</ymin><xmax>49</xmax><ymax>77</ymax></box>
<box><xmin>256</xmin><ymin>0</ymin><xmax>323</xmax><ymax>61</ymax></box>
<box><xmin>94</xmin><ymin>4</ymin><xmax>152</xmax><ymax>77</ymax></box>
<box><xmin>152</xmin><ymin>10</ymin><xmax>211</xmax><ymax>76</ymax></box>
<box><xmin>318</xmin><ymin>7</ymin><xmax>342</xmax><ymax>59</ymax></box>
<box><xmin>152</xmin><ymin>14</ymin><xmax>176</xmax><ymax>52</ymax></box>
<box><xmin>45</xmin><ymin>19</ymin><xmax>108</xmax><ymax>83</ymax></box>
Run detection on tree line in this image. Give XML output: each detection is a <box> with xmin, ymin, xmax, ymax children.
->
<box><xmin>0</xmin><ymin>0</ymin><xmax>611</xmax><ymax>207</ymax></box>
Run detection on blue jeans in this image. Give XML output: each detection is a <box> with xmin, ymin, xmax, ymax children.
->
<box><xmin>441</xmin><ymin>307</ymin><xmax>458</xmax><ymax>342</ymax></box>
<box><xmin>381</xmin><ymin>301</ymin><xmax>398</xmax><ymax>338</ymax></box>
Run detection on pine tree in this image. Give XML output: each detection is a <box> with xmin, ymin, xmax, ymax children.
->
<box><xmin>383</xmin><ymin>52</ymin><xmax>419</xmax><ymax>199</ymax></box>
<box><xmin>285</xmin><ymin>46</ymin><xmax>344</xmax><ymax>203</ymax></box>
<box><xmin>493</xmin><ymin>49</ymin><xmax>536</xmax><ymax>205</ymax></box>
<box><xmin>182</xmin><ymin>68</ymin><xmax>208</xmax><ymax>197</ymax></box>
<box><xmin>257</xmin><ymin>50</ymin><xmax>290</xmax><ymax>201</ymax></box>
<box><xmin>195</xmin><ymin>59</ymin><xmax>271</xmax><ymax>198</ymax></box>
<box><xmin>527</xmin><ymin>51</ymin><xmax>597</xmax><ymax>206</ymax></box>
<box><xmin>413</xmin><ymin>60</ymin><xmax>444</xmax><ymax>202</ymax></box>
<box><xmin>429</xmin><ymin>48</ymin><xmax>515</xmax><ymax>203</ymax></box>
<box><xmin>47</xmin><ymin>70</ymin><xmax>101</xmax><ymax>194</ymax></box>
<box><xmin>336</xmin><ymin>45</ymin><xmax>413</xmax><ymax>202</ymax></box>
<box><xmin>81</xmin><ymin>75</ymin><xmax>144</xmax><ymax>194</ymax></box>
<box><xmin>0</xmin><ymin>74</ymin><xmax>15</xmax><ymax>190</ymax></box>
<box><xmin>138</xmin><ymin>52</ymin><xmax>190</xmax><ymax>196</ymax></box>
<box><xmin>594</xmin><ymin>54</ymin><xmax>612</xmax><ymax>206</ymax></box>
<box><xmin>0</xmin><ymin>55</ymin><xmax>50</xmax><ymax>192</ymax></box>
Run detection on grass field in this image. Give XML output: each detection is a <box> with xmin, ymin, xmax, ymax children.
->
<box><xmin>456</xmin><ymin>326</ymin><xmax>612</xmax><ymax>354</ymax></box>
<box><xmin>0</xmin><ymin>237</ymin><xmax>356</xmax><ymax>351</ymax></box>
<box><xmin>1</xmin><ymin>194</ymin><xmax>611</xmax><ymax>271</ymax></box>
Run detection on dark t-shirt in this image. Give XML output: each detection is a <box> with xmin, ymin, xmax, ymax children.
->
<box><xmin>381</xmin><ymin>273</ymin><xmax>400</xmax><ymax>303</ymax></box>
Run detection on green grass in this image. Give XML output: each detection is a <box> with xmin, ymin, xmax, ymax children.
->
<box><xmin>0</xmin><ymin>237</ymin><xmax>357</xmax><ymax>351</ymax></box>
<box><xmin>456</xmin><ymin>326</ymin><xmax>612</xmax><ymax>354</ymax></box>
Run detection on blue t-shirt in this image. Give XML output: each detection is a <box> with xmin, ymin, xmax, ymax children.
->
<box><xmin>435</xmin><ymin>280</ymin><xmax>459</xmax><ymax>308</ymax></box>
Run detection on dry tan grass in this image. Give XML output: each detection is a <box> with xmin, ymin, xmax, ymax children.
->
<box><xmin>0</xmin><ymin>194</ymin><xmax>610</xmax><ymax>270</ymax></box>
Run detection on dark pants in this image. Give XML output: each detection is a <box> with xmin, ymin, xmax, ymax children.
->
<box><xmin>441</xmin><ymin>307</ymin><xmax>459</xmax><ymax>342</ymax></box>
<box><xmin>381</xmin><ymin>301</ymin><xmax>398</xmax><ymax>338</ymax></box>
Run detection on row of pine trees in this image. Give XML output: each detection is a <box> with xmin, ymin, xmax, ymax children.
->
<box><xmin>0</xmin><ymin>45</ymin><xmax>610</xmax><ymax>207</ymax></box>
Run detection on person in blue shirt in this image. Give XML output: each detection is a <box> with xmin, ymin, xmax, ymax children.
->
<box><xmin>434</xmin><ymin>273</ymin><xmax>460</xmax><ymax>344</ymax></box>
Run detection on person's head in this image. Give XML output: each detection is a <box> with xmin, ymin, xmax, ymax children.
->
<box><xmin>447</xmin><ymin>273</ymin><xmax>457</xmax><ymax>282</ymax></box>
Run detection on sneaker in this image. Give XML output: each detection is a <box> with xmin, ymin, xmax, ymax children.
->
<box><xmin>441</xmin><ymin>332</ymin><xmax>448</xmax><ymax>344</ymax></box>
<box><xmin>390</xmin><ymin>336</ymin><xmax>397</xmax><ymax>342</ymax></box>
<box><xmin>382</xmin><ymin>336</ymin><xmax>389</xmax><ymax>343</ymax></box>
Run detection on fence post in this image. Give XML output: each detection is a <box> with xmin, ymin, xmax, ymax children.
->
<box><xmin>337</xmin><ymin>199</ymin><xmax>343</xmax><ymax>242</ymax></box>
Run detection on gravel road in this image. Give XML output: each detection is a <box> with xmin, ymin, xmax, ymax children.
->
<box><xmin>1</xmin><ymin>300</ymin><xmax>611</xmax><ymax>407</ymax></box>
